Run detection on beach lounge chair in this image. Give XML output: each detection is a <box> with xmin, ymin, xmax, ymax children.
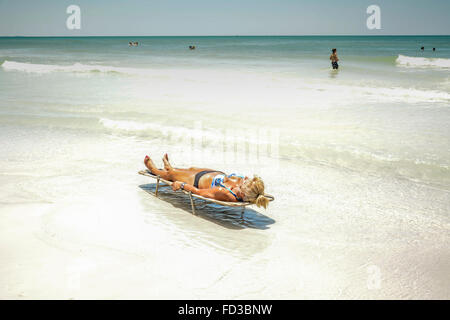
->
<box><xmin>138</xmin><ymin>170</ymin><xmax>274</xmax><ymax>214</ymax></box>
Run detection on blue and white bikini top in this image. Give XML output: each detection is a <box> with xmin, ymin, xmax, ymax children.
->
<box><xmin>211</xmin><ymin>173</ymin><xmax>245</xmax><ymax>202</ymax></box>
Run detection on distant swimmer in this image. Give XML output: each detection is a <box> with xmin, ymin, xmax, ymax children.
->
<box><xmin>421</xmin><ymin>46</ymin><xmax>424</xmax><ymax>51</ymax></box>
<box><xmin>129</xmin><ymin>41</ymin><xmax>133</xmax><ymax>46</ymax></box>
<box><xmin>134</xmin><ymin>42</ymin><xmax>139</xmax><ymax>46</ymax></box>
<box><xmin>433</xmin><ymin>47</ymin><xmax>436</xmax><ymax>51</ymax></box>
<box><xmin>189</xmin><ymin>45</ymin><xmax>196</xmax><ymax>50</ymax></box>
<box><xmin>330</xmin><ymin>48</ymin><xmax>339</xmax><ymax>70</ymax></box>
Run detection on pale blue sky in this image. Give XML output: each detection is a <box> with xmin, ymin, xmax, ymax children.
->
<box><xmin>0</xmin><ymin>0</ymin><xmax>449</xmax><ymax>36</ymax></box>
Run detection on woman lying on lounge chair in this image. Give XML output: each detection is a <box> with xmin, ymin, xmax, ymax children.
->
<box><xmin>144</xmin><ymin>154</ymin><xmax>270</xmax><ymax>208</ymax></box>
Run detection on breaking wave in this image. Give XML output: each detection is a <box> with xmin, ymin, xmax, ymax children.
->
<box><xmin>1</xmin><ymin>60</ymin><xmax>141</xmax><ymax>75</ymax></box>
<box><xmin>396</xmin><ymin>55</ymin><xmax>450</xmax><ymax>69</ymax></box>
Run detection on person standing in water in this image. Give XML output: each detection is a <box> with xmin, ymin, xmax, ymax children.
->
<box><xmin>330</xmin><ymin>48</ymin><xmax>339</xmax><ymax>70</ymax></box>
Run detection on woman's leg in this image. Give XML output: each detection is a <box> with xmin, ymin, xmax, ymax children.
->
<box><xmin>144</xmin><ymin>155</ymin><xmax>207</xmax><ymax>185</ymax></box>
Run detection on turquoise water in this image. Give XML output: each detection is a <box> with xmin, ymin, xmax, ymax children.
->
<box><xmin>1</xmin><ymin>36</ymin><xmax>449</xmax><ymax>185</ymax></box>
<box><xmin>0</xmin><ymin>36</ymin><xmax>449</xmax><ymax>299</ymax></box>
<box><xmin>1</xmin><ymin>36</ymin><xmax>449</xmax><ymax>93</ymax></box>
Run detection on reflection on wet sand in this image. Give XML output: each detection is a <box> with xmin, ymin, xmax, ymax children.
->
<box><xmin>139</xmin><ymin>183</ymin><xmax>275</xmax><ymax>258</ymax></box>
<box><xmin>139</xmin><ymin>183</ymin><xmax>275</xmax><ymax>230</ymax></box>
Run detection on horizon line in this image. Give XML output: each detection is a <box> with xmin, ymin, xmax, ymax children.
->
<box><xmin>1</xmin><ymin>34</ymin><xmax>449</xmax><ymax>38</ymax></box>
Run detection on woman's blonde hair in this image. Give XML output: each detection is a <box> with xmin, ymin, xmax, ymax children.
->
<box><xmin>242</xmin><ymin>175</ymin><xmax>269</xmax><ymax>209</ymax></box>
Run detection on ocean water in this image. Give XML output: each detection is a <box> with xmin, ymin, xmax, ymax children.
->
<box><xmin>0</xmin><ymin>36</ymin><xmax>449</xmax><ymax>299</ymax></box>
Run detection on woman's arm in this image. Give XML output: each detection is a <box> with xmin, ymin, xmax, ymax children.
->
<box><xmin>172</xmin><ymin>181</ymin><xmax>214</xmax><ymax>197</ymax></box>
<box><xmin>172</xmin><ymin>181</ymin><xmax>235</xmax><ymax>202</ymax></box>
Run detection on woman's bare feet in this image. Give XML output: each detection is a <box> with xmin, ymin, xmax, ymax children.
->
<box><xmin>162</xmin><ymin>153</ymin><xmax>172</xmax><ymax>171</ymax></box>
<box><xmin>144</xmin><ymin>155</ymin><xmax>157</xmax><ymax>173</ymax></box>
<box><xmin>144</xmin><ymin>154</ymin><xmax>173</xmax><ymax>180</ymax></box>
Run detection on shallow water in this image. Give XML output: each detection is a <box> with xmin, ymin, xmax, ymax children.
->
<box><xmin>0</xmin><ymin>36</ymin><xmax>449</xmax><ymax>299</ymax></box>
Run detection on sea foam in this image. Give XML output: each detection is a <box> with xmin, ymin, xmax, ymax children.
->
<box><xmin>396</xmin><ymin>55</ymin><xmax>450</xmax><ymax>69</ymax></box>
<box><xmin>1</xmin><ymin>60</ymin><xmax>137</xmax><ymax>74</ymax></box>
